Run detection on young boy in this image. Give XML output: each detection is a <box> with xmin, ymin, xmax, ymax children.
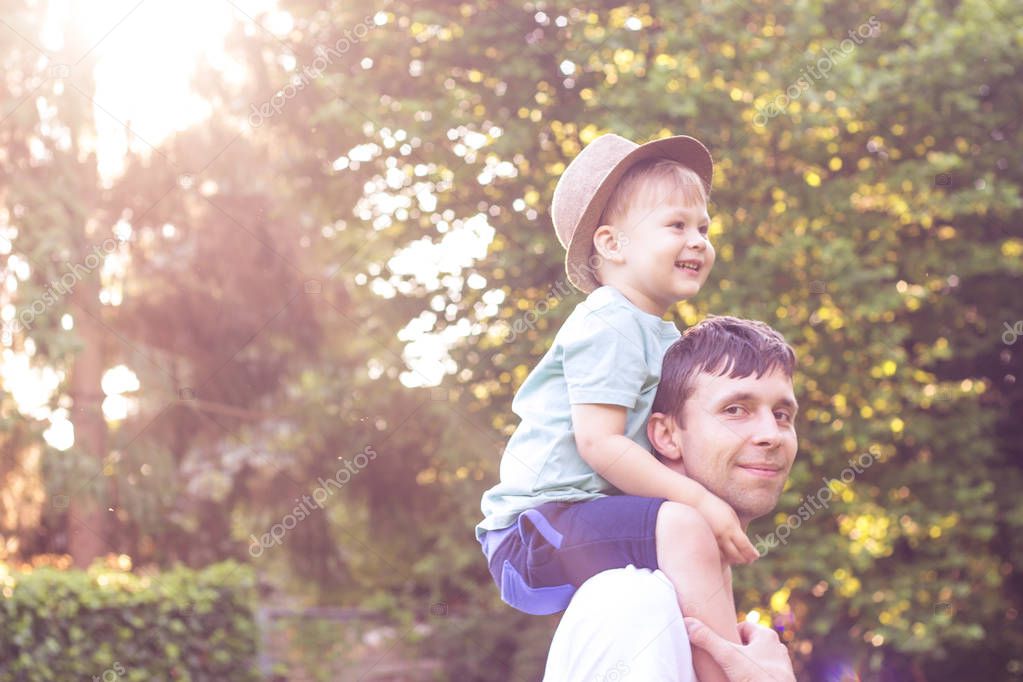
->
<box><xmin>475</xmin><ymin>133</ymin><xmax>757</xmax><ymax>682</ymax></box>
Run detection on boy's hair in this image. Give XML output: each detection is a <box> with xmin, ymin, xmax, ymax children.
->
<box><xmin>598</xmin><ymin>157</ymin><xmax>709</xmax><ymax>231</ymax></box>
<box><xmin>651</xmin><ymin>316</ymin><xmax>797</xmax><ymax>428</ymax></box>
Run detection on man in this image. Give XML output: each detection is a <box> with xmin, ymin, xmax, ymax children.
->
<box><xmin>544</xmin><ymin>315</ymin><xmax>800</xmax><ymax>681</ymax></box>
<box><xmin>544</xmin><ymin>568</ymin><xmax>795</xmax><ymax>681</ymax></box>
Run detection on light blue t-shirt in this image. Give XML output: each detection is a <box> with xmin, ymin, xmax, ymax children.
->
<box><xmin>476</xmin><ymin>286</ymin><xmax>681</xmax><ymax>541</ymax></box>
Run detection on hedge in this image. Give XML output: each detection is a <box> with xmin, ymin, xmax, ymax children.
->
<box><xmin>0</xmin><ymin>558</ymin><xmax>259</xmax><ymax>681</ymax></box>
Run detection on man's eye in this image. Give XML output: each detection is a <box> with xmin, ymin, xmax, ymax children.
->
<box><xmin>724</xmin><ymin>405</ymin><xmax>745</xmax><ymax>415</ymax></box>
<box><xmin>775</xmin><ymin>411</ymin><xmax>792</xmax><ymax>422</ymax></box>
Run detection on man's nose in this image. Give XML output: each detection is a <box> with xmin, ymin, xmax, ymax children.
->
<box><xmin>752</xmin><ymin>410</ymin><xmax>782</xmax><ymax>449</ymax></box>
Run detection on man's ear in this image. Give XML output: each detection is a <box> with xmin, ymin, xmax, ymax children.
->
<box><xmin>592</xmin><ymin>224</ymin><xmax>627</xmax><ymax>263</ymax></box>
<box><xmin>647</xmin><ymin>412</ymin><xmax>684</xmax><ymax>465</ymax></box>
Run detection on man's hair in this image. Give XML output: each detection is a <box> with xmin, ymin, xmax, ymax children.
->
<box><xmin>598</xmin><ymin>157</ymin><xmax>708</xmax><ymax>231</ymax></box>
<box><xmin>651</xmin><ymin>315</ymin><xmax>797</xmax><ymax>427</ymax></box>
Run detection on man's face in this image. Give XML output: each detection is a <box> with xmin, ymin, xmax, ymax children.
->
<box><xmin>661</xmin><ymin>367</ymin><xmax>798</xmax><ymax>524</ymax></box>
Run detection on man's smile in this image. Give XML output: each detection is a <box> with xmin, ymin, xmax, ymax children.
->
<box><xmin>737</xmin><ymin>464</ymin><xmax>784</xmax><ymax>478</ymax></box>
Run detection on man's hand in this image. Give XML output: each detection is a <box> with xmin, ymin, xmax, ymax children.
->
<box><xmin>696</xmin><ymin>492</ymin><xmax>760</xmax><ymax>565</ymax></box>
<box><xmin>685</xmin><ymin>617</ymin><xmax>796</xmax><ymax>682</ymax></box>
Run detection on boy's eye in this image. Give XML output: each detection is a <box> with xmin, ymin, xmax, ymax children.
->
<box><xmin>669</xmin><ymin>222</ymin><xmax>710</xmax><ymax>235</ymax></box>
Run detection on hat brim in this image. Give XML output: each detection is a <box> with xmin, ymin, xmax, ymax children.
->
<box><xmin>564</xmin><ymin>135</ymin><xmax>713</xmax><ymax>293</ymax></box>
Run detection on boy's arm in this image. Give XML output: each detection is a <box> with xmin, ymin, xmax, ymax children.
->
<box><xmin>573</xmin><ymin>403</ymin><xmax>708</xmax><ymax>502</ymax></box>
<box><xmin>571</xmin><ymin>403</ymin><xmax>759</xmax><ymax>565</ymax></box>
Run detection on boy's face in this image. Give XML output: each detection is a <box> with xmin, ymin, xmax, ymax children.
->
<box><xmin>612</xmin><ymin>179</ymin><xmax>715</xmax><ymax>313</ymax></box>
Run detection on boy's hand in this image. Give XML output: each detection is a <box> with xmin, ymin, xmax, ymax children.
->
<box><xmin>696</xmin><ymin>493</ymin><xmax>760</xmax><ymax>565</ymax></box>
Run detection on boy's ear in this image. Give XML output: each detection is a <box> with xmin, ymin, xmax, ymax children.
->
<box><xmin>647</xmin><ymin>412</ymin><xmax>684</xmax><ymax>464</ymax></box>
<box><xmin>592</xmin><ymin>224</ymin><xmax>627</xmax><ymax>263</ymax></box>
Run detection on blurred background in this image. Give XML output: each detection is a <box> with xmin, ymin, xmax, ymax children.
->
<box><xmin>0</xmin><ymin>0</ymin><xmax>1021</xmax><ymax>680</ymax></box>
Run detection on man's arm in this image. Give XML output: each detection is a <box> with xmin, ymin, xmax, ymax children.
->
<box><xmin>572</xmin><ymin>403</ymin><xmax>711</xmax><ymax>502</ymax></box>
<box><xmin>685</xmin><ymin>618</ymin><xmax>797</xmax><ymax>682</ymax></box>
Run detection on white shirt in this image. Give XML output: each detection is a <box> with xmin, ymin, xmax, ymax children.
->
<box><xmin>544</xmin><ymin>566</ymin><xmax>697</xmax><ymax>681</ymax></box>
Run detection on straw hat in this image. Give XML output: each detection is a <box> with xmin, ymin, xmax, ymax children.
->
<box><xmin>550</xmin><ymin>133</ymin><xmax>713</xmax><ymax>293</ymax></box>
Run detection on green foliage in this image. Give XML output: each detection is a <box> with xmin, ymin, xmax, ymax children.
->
<box><xmin>263</xmin><ymin>1</ymin><xmax>1020</xmax><ymax>678</ymax></box>
<box><xmin>421</xmin><ymin>593</ymin><xmax>556</xmax><ymax>681</ymax></box>
<box><xmin>0</xmin><ymin>560</ymin><xmax>259</xmax><ymax>681</ymax></box>
<box><xmin>2</xmin><ymin>0</ymin><xmax>1022</xmax><ymax>679</ymax></box>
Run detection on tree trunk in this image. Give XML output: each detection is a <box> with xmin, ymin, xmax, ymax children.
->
<box><xmin>67</xmin><ymin>278</ymin><xmax>107</xmax><ymax>568</ymax></box>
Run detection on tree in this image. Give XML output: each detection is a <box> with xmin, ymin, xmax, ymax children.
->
<box><xmin>2</xmin><ymin>0</ymin><xmax>1020</xmax><ymax>679</ymax></box>
<box><xmin>1</xmin><ymin>1</ymin><xmax>112</xmax><ymax>567</ymax></box>
<box><xmin>249</xmin><ymin>1</ymin><xmax>1021</xmax><ymax>678</ymax></box>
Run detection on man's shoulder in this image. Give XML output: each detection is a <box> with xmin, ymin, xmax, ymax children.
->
<box><xmin>576</xmin><ymin>566</ymin><xmax>675</xmax><ymax>597</ymax></box>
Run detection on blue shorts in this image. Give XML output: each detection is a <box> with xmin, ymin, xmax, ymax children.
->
<box><xmin>479</xmin><ymin>495</ymin><xmax>667</xmax><ymax>615</ymax></box>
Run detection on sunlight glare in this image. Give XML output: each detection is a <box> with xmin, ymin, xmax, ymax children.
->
<box><xmin>43</xmin><ymin>409</ymin><xmax>75</xmax><ymax>451</ymax></box>
<box><xmin>0</xmin><ymin>351</ymin><xmax>62</xmax><ymax>420</ymax></box>
<box><xmin>101</xmin><ymin>364</ymin><xmax>140</xmax><ymax>396</ymax></box>
<box><xmin>47</xmin><ymin>0</ymin><xmax>274</xmax><ymax>181</ymax></box>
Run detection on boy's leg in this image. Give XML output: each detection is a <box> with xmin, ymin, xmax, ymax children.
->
<box><xmin>486</xmin><ymin>495</ymin><xmax>667</xmax><ymax>615</ymax></box>
<box><xmin>655</xmin><ymin>501</ymin><xmax>741</xmax><ymax>682</ymax></box>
